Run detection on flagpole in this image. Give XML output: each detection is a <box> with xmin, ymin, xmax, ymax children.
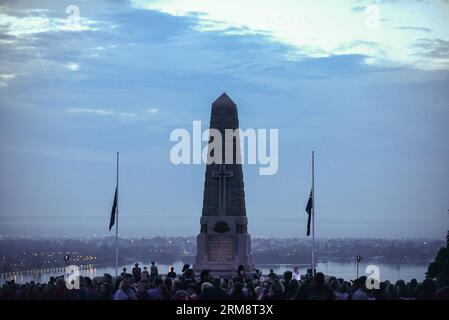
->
<box><xmin>312</xmin><ymin>150</ymin><xmax>315</xmax><ymax>275</ymax></box>
<box><xmin>115</xmin><ymin>152</ymin><xmax>119</xmax><ymax>278</ymax></box>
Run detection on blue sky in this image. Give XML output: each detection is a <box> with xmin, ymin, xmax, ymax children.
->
<box><xmin>0</xmin><ymin>0</ymin><xmax>448</xmax><ymax>238</ymax></box>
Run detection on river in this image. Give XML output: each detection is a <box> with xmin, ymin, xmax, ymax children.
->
<box><xmin>1</xmin><ymin>260</ymin><xmax>429</xmax><ymax>285</ymax></box>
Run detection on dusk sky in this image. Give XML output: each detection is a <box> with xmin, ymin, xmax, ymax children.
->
<box><xmin>0</xmin><ymin>0</ymin><xmax>448</xmax><ymax>238</ymax></box>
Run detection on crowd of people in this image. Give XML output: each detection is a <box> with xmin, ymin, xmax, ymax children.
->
<box><xmin>1</xmin><ymin>262</ymin><xmax>448</xmax><ymax>300</ymax></box>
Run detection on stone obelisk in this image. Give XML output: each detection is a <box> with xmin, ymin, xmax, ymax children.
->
<box><xmin>195</xmin><ymin>93</ymin><xmax>253</xmax><ymax>274</ymax></box>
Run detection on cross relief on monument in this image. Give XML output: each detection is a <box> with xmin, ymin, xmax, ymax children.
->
<box><xmin>211</xmin><ymin>164</ymin><xmax>234</xmax><ymax>215</ymax></box>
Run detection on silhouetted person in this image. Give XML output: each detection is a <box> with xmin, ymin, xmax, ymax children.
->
<box><xmin>200</xmin><ymin>269</ymin><xmax>212</xmax><ymax>284</ymax></box>
<box><xmin>352</xmin><ymin>276</ymin><xmax>370</xmax><ymax>300</ymax></box>
<box><xmin>182</xmin><ymin>264</ymin><xmax>190</xmax><ymax>274</ymax></box>
<box><xmin>150</xmin><ymin>261</ymin><xmax>158</xmax><ymax>281</ymax></box>
<box><xmin>293</xmin><ymin>266</ymin><xmax>301</xmax><ymax>281</ymax></box>
<box><xmin>147</xmin><ymin>277</ymin><xmax>164</xmax><ymax>300</ymax></box>
<box><xmin>268</xmin><ymin>269</ymin><xmax>277</xmax><ymax>280</ymax></box>
<box><xmin>283</xmin><ymin>271</ymin><xmax>297</xmax><ymax>299</ymax></box>
<box><xmin>136</xmin><ymin>280</ymin><xmax>149</xmax><ymax>300</ymax></box>
<box><xmin>307</xmin><ymin>272</ymin><xmax>334</xmax><ymax>300</ymax></box>
<box><xmin>199</xmin><ymin>276</ymin><xmax>229</xmax><ymax>300</ymax></box>
<box><xmin>52</xmin><ymin>278</ymin><xmax>69</xmax><ymax>300</ymax></box>
<box><xmin>114</xmin><ymin>274</ymin><xmax>137</xmax><ymax>300</ymax></box>
<box><xmin>235</xmin><ymin>265</ymin><xmax>246</xmax><ymax>282</ymax></box>
<box><xmin>167</xmin><ymin>266</ymin><xmax>177</xmax><ymax>279</ymax></box>
<box><xmin>132</xmin><ymin>263</ymin><xmax>141</xmax><ymax>283</ymax></box>
<box><xmin>141</xmin><ymin>266</ymin><xmax>150</xmax><ymax>281</ymax></box>
<box><xmin>417</xmin><ymin>279</ymin><xmax>436</xmax><ymax>300</ymax></box>
<box><xmin>230</xmin><ymin>281</ymin><xmax>246</xmax><ymax>299</ymax></box>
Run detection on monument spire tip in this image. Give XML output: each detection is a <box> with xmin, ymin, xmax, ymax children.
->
<box><xmin>213</xmin><ymin>92</ymin><xmax>236</xmax><ymax>107</ymax></box>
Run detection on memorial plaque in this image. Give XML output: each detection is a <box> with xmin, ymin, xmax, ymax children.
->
<box><xmin>207</xmin><ymin>236</ymin><xmax>234</xmax><ymax>262</ymax></box>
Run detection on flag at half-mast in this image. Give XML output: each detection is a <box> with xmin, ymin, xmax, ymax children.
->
<box><xmin>109</xmin><ymin>186</ymin><xmax>118</xmax><ymax>231</ymax></box>
<box><xmin>305</xmin><ymin>189</ymin><xmax>313</xmax><ymax>236</ymax></box>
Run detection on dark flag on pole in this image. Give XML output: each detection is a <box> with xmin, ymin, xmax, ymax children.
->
<box><xmin>305</xmin><ymin>189</ymin><xmax>313</xmax><ymax>236</ymax></box>
<box><xmin>109</xmin><ymin>186</ymin><xmax>118</xmax><ymax>231</ymax></box>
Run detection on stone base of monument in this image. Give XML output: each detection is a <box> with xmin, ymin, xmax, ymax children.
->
<box><xmin>194</xmin><ymin>216</ymin><xmax>254</xmax><ymax>275</ymax></box>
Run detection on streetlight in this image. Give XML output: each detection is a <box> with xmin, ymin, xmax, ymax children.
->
<box><xmin>356</xmin><ymin>255</ymin><xmax>362</xmax><ymax>278</ymax></box>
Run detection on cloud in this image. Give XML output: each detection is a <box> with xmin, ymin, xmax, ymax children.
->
<box><xmin>0</xmin><ymin>5</ymin><xmax>122</xmax><ymax>91</ymax></box>
<box><xmin>66</xmin><ymin>107</ymin><xmax>161</xmax><ymax>122</ymax></box>
<box><xmin>395</xmin><ymin>26</ymin><xmax>431</xmax><ymax>33</ymax></box>
<box><xmin>67</xmin><ymin>108</ymin><xmax>136</xmax><ymax>118</ymax></box>
<box><xmin>351</xmin><ymin>5</ymin><xmax>366</xmax><ymax>12</ymax></box>
<box><xmin>0</xmin><ymin>73</ymin><xmax>16</xmax><ymax>79</ymax></box>
<box><xmin>410</xmin><ymin>38</ymin><xmax>449</xmax><ymax>69</ymax></box>
<box><xmin>0</xmin><ymin>11</ymin><xmax>99</xmax><ymax>38</ymax></box>
<box><xmin>131</xmin><ymin>0</ymin><xmax>449</xmax><ymax>70</ymax></box>
<box><xmin>0</xmin><ymin>38</ymin><xmax>15</xmax><ymax>44</ymax></box>
<box><xmin>0</xmin><ymin>73</ymin><xmax>16</xmax><ymax>87</ymax></box>
<box><xmin>64</xmin><ymin>62</ymin><xmax>79</xmax><ymax>71</ymax></box>
<box><xmin>147</xmin><ymin>108</ymin><xmax>159</xmax><ymax>114</ymax></box>
<box><xmin>2</xmin><ymin>145</ymin><xmax>112</xmax><ymax>163</ymax></box>
<box><xmin>413</xmin><ymin>38</ymin><xmax>449</xmax><ymax>59</ymax></box>
<box><xmin>334</xmin><ymin>40</ymin><xmax>384</xmax><ymax>60</ymax></box>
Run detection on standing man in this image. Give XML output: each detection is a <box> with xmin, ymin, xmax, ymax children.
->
<box><xmin>167</xmin><ymin>266</ymin><xmax>177</xmax><ymax>279</ymax></box>
<box><xmin>150</xmin><ymin>261</ymin><xmax>159</xmax><ymax>281</ymax></box>
<box><xmin>293</xmin><ymin>266</ymin><xmax>301</xmax><ymax>281</ymax></box>
<box><xmin>141</xmin><ymin>266</ymin><xmax>150</xmax><ymax>281</ymax></box>
<box><xmin>132</xmin><ymin>263</ymin><xmax>142</xmax><ymax>283</ymax></box>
